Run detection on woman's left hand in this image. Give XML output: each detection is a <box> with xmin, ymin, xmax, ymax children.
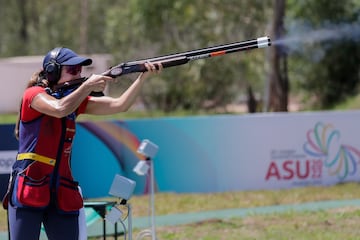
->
<box><xmin>140</xmin><ymin>62</ymin><xmax>163</xmax><ymax>79</ymax></box>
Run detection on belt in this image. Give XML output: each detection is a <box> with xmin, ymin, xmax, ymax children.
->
<box><xmin>17</xmin><ymin>153</ymin><xmax>56</xmax><ymax>166</ymax></box>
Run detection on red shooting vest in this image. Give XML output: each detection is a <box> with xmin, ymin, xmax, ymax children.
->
<box><xmin>9</xmin><ymin>86</ymin><xmax>89</xmax><ymax>213</ymax></box>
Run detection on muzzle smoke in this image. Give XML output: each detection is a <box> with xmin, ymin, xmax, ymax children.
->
<box><xmin>271</xmin><ymin>20</ymin><xmax>360</xmax><ymax>61</ymax></box>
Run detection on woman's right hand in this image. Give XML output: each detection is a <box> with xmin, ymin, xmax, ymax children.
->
<box><xmin>83</xmin><ymin>74</ymin><xmax>113</xmax><ymax>93</ymax></box>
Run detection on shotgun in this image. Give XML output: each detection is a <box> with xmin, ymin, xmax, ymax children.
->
<box><xmin>54</xmin><ymin>36</ymin><xmax>271</xmax><ymax>92</ymax></box>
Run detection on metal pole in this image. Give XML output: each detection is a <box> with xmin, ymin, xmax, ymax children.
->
<box><xmin>150</xmin><ymin>159</ymin><xmax>156</xmax><ymax>240</ymax></box>
<box><xmin>128</xmin><ymin>204</ymin><xmax>133</xmax><ymax>240</ymax></box>
<box><xmin>7</xmin><ymin>210</ymin><xmax>10</xmax><ymax>240</ymax></box>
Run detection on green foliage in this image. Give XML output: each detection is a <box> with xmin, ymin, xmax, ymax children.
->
<box><xmin>308</xmin><ymin>41</ymin><xmax>360</xmax><ymax>109</ymax></box>
<box><xmin>1</xmin><ymin>0</ymin><xmax>360</xmax><ymax>111</ymax></box>
<box><xmin>111</xmin><ymin>1</ymin><xmax>272</xmax><ymax>111</ymax></box>
<box><xmin>286</xmin><ymin>0</ymin><xmax>360</xmax><ymax>109</ymax></box>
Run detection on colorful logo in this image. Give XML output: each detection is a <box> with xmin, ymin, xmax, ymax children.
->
<box><xmin>303</xmin><ymin>122</ymin><xmax>360</xmax><ymax>181</ymax></box>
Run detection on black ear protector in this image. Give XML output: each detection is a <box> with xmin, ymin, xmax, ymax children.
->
<box><xmin>45</xmin><ymin>47</ymin><xmax>62</xmax><ymax>83</ymax></box>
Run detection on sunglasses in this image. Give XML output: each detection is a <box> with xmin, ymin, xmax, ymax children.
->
<box><xmin>65</xmin><ymin>65</ymin><xmax>82</xmax><ymax>75</ymax></box>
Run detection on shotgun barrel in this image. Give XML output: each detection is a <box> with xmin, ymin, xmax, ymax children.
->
<box><xmin>102</xmin><ymin>36</ymin><xmax>271</xmax><ymax>77</ymax></box>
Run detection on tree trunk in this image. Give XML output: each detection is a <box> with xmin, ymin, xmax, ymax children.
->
<box><xmin>79</xmin><ymin>0</ymin><xmax>88</xmax><ymax>53</ymax></box>
<box><xmin>17</xmin><ymin>0</ymin><xmax>28</xmax><ymax>46</ymax></box>
<box><xmin>268</xmin><ymin>0</ymin><xmax>288</xmax><ymax>112</ymax></box>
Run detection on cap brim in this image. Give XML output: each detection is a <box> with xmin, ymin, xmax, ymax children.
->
<box><xmin>61</xmin><ymin>56</ymin><xmax>92</xmax><ymax>66</ymax></box>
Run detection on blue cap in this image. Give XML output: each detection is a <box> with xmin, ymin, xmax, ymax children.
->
<box><xmin>42</xmin><ymin>47</ymin><xmax>92</xmax><ymax>69</ymax></box>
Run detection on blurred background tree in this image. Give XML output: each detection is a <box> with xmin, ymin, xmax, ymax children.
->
<box><xmin>268</xmin><ymin>0</ymin><xmax>288</xmax><ymax>112</ymax></box>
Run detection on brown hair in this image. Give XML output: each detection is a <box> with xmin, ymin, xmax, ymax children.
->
<box><xmin>14</xmin><ymin>70</ymin><xmax>50</xmax><ymax>139</ymax></box>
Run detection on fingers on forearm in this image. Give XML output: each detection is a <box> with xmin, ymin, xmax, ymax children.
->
<box><xmin>145</xmin><ymin>62</ymin><xmax>162</xmax><ymax>73</ymax></box>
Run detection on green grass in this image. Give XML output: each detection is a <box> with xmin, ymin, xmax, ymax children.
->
<box><xmin>127</xmin><ymin>183</ymin><xmax>360</xmax><ymax>217</ymax></box>
<box><xmin>0</xmin><ymin>114</ymin><xmax>17</xmax><ymax>124</ymax></box>
<box><xmin>150</xmin><ymin>209</ymin><xmax>360</xmax><ymax>240</ymax></box>
<box><xmin>334</xmin><ymin>94</ymin><xmax>360</xmax><ymax>110</ymax></box>
<box><xmin>2</xmin><ymin>182</ymin><xmax>360</xmax><ymax>239</ymax></box>
<box><xmin>148</xmin><ymin>209</ymin><xmax>360</xmax><ymax>240</ymax></box>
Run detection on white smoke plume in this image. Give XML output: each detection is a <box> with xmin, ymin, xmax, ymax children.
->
<box><xmin>272</xmin><ymin>18</ymin><xmax>360</xmax><ymax>62</ymax></box>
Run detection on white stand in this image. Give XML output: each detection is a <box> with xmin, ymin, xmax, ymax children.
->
<box><xmin>136</xmin><ymin>158</ymin><xmax>157</xmax><ymax>240</ymax></box>
<box><xmin>134</xmin><ymin>139</ymin><xmax>159</xmax><ymax>240</ymax></box>
<box><xmin>105</xmin><ymin>174</ymin><xmax>136</xmax><ymax>240</ymax></box>
<box><xmin>108</xmin><ymin>158</ymin><xmax>157</xmax><ymax>240</ymax></box>
<box><xmin>128</xmin><ymin>204</ymin><xmax>133</xmax><ymax>240</ymax></box>
<box><xmin>150</xmin><ymin>159</ymin><xmax>156</xmax><ymax>240</ymax></box>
